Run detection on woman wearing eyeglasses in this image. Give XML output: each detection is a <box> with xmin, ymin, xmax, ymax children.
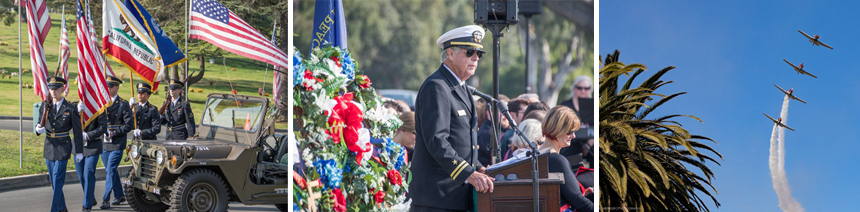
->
<box><xmin>540</xmin><ymin>106</ymin><xmax>594</xmax><ymax>212</ymax></box>
<box><xmin>561</xmin><ymin>75</ymin><xmax>593</xmax><ymax>116</ymax></box>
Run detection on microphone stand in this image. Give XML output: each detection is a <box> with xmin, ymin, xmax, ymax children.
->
<box><xmin>471</xmin><ymin>86</ymin><xmax>539</xmax><ymax>212</ymax></box>
<box><xmin>496</xmin><ymin>101</ymin><xmax>540</xmax><ymax>212</ymax></box>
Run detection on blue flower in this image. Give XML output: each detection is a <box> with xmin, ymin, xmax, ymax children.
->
<box><xmin>384</xmin><ymin>138</ymin><xmax>406</xmax><ymax>170</ymax></box>
<box><xmin>341</xmin><ymin>51</ymin><xmax>355</xmax><ymax>81</ymax></box>
<box><xmin>314</xmin><ymin>159</ymin><xmax>342</xmax><ymax>189</ymax></box>
<box><xmin>293</xmin><ymin>50</ymin><xmax>303</xmax><ymax>87</ymax></box>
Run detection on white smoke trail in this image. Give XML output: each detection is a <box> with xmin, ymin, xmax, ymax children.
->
<box><xmin>769</xmin><ymin>95</ymin><xmax>804</xmax><ymax>212</ymax></box>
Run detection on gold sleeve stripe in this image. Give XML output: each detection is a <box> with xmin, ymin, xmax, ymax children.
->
<box><xmin>451</xmin><ymin>161</ymin><xmax>468</xmax><ymax>179</ymax></box>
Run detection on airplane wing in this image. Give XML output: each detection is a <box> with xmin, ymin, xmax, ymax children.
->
<box><xmin>774</xmin><ymin>84</ymin><xmax>789</xmax><ymax>95</ymax></box>
<box><xmin>819</xmin><ymin>41</ymin><xmax>834</xmax><ymax>49</ymax></box>
<box><xmin>798</xmin><ymin>30</ymin><xmax>814</xmax><ymax>40</ymax></box>
<box><xmin>764</xmin><ymin>113</ymin><xmax>796</xmax><ymax>131</ymax></box>
<box><xmin>764</xmin><ymin>113</ymin><xmax>778</xmax><ymax>123</ymax></box>
<box><xmin>790</xmin><ymin>95</ymin><xmax>807</xmax><ymax>104</ymax></box>
<box><xmin>778</xmin><ymin>123</ymin><xmax>796</xmax><ymax>131</ymax></box>
<box><xmin>783</xmin><ymin>59</ymin><xmax>799</xmax><ymax>69</ymax></box>
<box><xmin>799</xmin><ymin>69</ymin><xmax>818</xmax><ymax>78</ymax></box>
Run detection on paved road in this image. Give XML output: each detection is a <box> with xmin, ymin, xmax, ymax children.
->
<box><xmin>0</xmin><ymin>179</ymin><xmax>279</xmax><ymax>211</ymax></box>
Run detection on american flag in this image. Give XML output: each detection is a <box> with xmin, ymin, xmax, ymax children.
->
<box><xmin>56</xmin><ymin>7</ymin><xmax>70</xmax><ymax>96</ymax></box>
<box><xmin>23</xmin><ymin>0</ymin><xmax>51</xmax><ymax>101</ymax></box>
<box><xmin>189</xmin><ymin>0</ymin><xmax>289</xmax><ymax>69</ymax></box>
<box><xmin>77</xmin><ymin>0</ymin><xmax>112</xmax><ymax>127</ymax></box>
<box><xmin>271</xmin><ymin>24</ymin><xmax>282</xmax><ymax>108</ymax></box>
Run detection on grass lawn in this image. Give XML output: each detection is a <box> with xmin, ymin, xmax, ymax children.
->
<box><xmin>0</xmin><ymin>12</ymin><xmax>288</xmax><ymax>126</ymax></box>
<box><xmin>0</xmin><ymin>129</ymin><xmax>132</xmax><ymax>178</ymax></box>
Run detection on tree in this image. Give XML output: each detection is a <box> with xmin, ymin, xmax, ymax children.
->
<box><xmin>599</xmin><ymin>50</ymin><xmax>723</xmax><ymax>212</ymax></box>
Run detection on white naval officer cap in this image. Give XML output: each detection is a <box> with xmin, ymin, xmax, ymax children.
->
<box><xmin>436</xmin><ymin>25</ymin><xmax>486</xmax><ymax>53</ymax></box>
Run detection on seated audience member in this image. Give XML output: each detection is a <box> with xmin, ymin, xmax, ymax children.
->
<box><xmin>540</xmin><ymin>106</ymin><xmax>594</xmax><ymax>212</ymax></box>
<box><xmin>393</xmin><ymin>111</ymin><xmax>416</xmax><ymax>163</ymax></box>
<box><xmin>503</xmin><ymin>119</ymin><xmax>543</xmax><ymax>161</ymax></box>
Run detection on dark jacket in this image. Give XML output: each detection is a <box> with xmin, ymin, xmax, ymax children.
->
<box><xmin>547</xmin><ymin>153</ymin><xmax>594</xmax><ymax>212</ymax></box>
<box><xmin>410</xmin><ymin>65</ymin><xmax>481</xmax><ymax>211</ymax></box>
<box><xmin>38</xmin><ymin>99</ymin><xmax>83</xmax><ymax>161</ymax></box>
<box><xmin>161</xmin><ymin>99</ymin><xmax>196</xmax><ymax>140</ymax></box>
<box><xmin>79</xmin><ymin>112</ymin><xmax>107</xmax><ymax>157</ymax></box>
<box><xmin>134</xmin><ymin>101</ymin><xmax>161</xmax><ymax>140</ymax></box>
<box><xmin>104</xmin><ymin>96</ymin><xmax>133</xmax><ymax>151</ymax></box>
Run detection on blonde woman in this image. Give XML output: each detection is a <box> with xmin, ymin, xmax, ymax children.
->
<box><xmin>540</xmin><ymin>106</ymin><xmax>594</xmax><ymax>212</ymax></box>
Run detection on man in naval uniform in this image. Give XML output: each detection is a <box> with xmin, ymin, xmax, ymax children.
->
<box><xmin>99</xmin><ymin>76</ymin><xmax>132</xmax><ymax>209</ymax></box>
<box><xmin>161</xmin><ymin>80</ymin><xmax>196</xmax><ymax>140</ymax></box>
<box><xmin>410</xmin><ymin>25</ymin><xmax>495</xmax><ymax>212</ymax></box>
<box><xmin>35</xmin><ymin>76</ymin><xmax>83</xmax><ymax>212</ymax></box>
<box><xmin>129</xmin><ymin>83</ymin><xmax>161</xmax><ymax>140</ymax></box>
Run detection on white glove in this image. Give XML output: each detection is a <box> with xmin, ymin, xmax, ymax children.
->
<box><xmin>35</xmin><ymin>124</ymin><xmax>46</xmax><ymax>134</ymax></box>
<box><xmin>133</xmin><ymin>129</ymin><xmax>142</xmax><ymax>137</ymax></box>
<box><xmin>75</xmin><ymin>153</ymin><xmax>83</xmax><ymax>163</ymax></box>
<box><xmin>107</xmin><ymin>130</ymin><xmax>113</xmax><ymax>138</ymax></box>
<box><xmin>129</xmin><ymin>98</ymin><xmax>136</xmax><ymax>107</ymax></box>
<box><xmin>77</xmin><ymin>102</ymin><xmax>83</xmax><ymax>112</ymax></box>
<box><xmin>82</xmin><ymin>132</ymin><xmax>89</xmax><ymax>141</ymax></box>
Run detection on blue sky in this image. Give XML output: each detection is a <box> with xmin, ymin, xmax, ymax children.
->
<box><xmin>601</xmin><ymin>1</ymin><xmax>860</xmax><ymax>211</ymax></box>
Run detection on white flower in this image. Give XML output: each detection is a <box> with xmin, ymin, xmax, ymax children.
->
<box><xmin>314</xmin><ymin>90</ymin><xmax>337</xmax><ymax>114</ymax></box>
<box><xmin>324</xmin><ymin>58</ymin><xmax>344</xmax><ymax>78</ymax></box>
<box><xmin>302</xmin><ymin>148</ymin><xmax>314</xmax><ymax>168</ymax></box>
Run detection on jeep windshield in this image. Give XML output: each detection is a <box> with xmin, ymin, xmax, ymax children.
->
<box><xmin>200</xmin><ymin>96</ymin><xmax>265</xmax><ymax>133</ymax></box>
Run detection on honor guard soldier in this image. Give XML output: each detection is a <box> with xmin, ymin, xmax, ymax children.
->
<box><xmin>129</xmin><ymin>83</ymin><xmax>161</xmax><ymax>140</ymax></box>
<box><xmin>161</xmin><ymin>80</ymin><xmax>196</xmax><ymax>140</ymax></box>
<box><xmin>75</xmin><ymin>101</ymin><xmax>107</xmax><ymax>212</ymax></box>
<box><xmin>35</xmin><ymin>76</ymin><xmax>83</xmax><ymax>212</ymax></box>
<box><xmin>411</xmin><ymin>25</ymin><xmax>495</xmax><ymax>212</ymax></box>
<box><xmin>99</xmin><ymin>76</ymin><xmax>132</xmax><ymax>209</ymax></box>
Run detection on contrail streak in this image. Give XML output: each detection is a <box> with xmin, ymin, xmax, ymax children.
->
<box><xmin>769</xmin><ymin>95</ymin><xmax>804</xmax><ymax>212</ymax></box>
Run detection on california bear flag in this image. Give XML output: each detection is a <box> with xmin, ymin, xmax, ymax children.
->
<box><xmin>102</xmin><ymin>0</ymin><xmax>163</xmax><ymax>87</ymax></box>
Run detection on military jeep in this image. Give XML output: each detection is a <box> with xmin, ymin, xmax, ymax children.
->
<box><xmin>121</xmin><ymin>93</ymin><xmax>291</xmax><ymax>212</ymax></box>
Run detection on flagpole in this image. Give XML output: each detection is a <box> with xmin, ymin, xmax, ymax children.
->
<box><xmin>184</xmin><ymin>0</ymin><xmax>189</xmax><ymax>102</ymax></box>
<box><xmin>18</xmin><ymin>0</ymin><xmax>23</xmax><ymax>169</ymax></box>
<box><xmin>261</xmin><ymin>21</ymin><xmax>275</xmax><ymax>96</ymax></box>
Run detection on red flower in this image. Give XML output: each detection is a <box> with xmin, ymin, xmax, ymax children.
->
<box><xmin>325</xmin><ymin>111</ymin><xmax>344</xmax><ymax>144</ymax></box>
<box><xmin>332</xmin><ymin>93</ymin><xmax>370</xmax><ymax>165</ymax></box>
<box><xmin>374</xmin><ymin>189</ymin><xmax>385</xmax><ymax>204</ymax></box>
<box><xmin>231</xmin><ymin>89</ymin><xmax>237</xmax><ymax>94</ymax></box>
<box><xmin>331</xmin><ymin>55</ymin><xmax>341</xmax><ymax>67</ymax></box>
<box><xmin>387</xmin><ymin>170</ymin><xmax>402</xmax><ymax>186</ymax></box>
<box><xmin>359</xmin><ymin>75</ymin><xmax>372</xmax><ymax>89</ymax></box>
<box><xmin>331</xmin><ymin>188</ymin><xmax>347</xmax><ymax>212</ymax></box>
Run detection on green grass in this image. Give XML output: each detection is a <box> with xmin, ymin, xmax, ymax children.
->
<box><xmin>0</xmin><ymin>129</ymin><xmax>131</xmax><ymax>178</ymax></box>
<box><xmin>0</xmin><ymin>12</ymin><xmax>286</xmax><ymax>123</ymax></box>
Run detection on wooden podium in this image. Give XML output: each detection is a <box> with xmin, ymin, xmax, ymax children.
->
<box><xmin>477</xmin><ymin>154</ymin><xmax>564</xmax><ymax>212</ymax></box>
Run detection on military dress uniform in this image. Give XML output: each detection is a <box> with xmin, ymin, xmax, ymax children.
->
<box><xmin>162</xmin><ymin>80</ymin><xmax>196</xmax><ymax>140</ymax></box>
<box><xmin>36</xmin><ymin>77</ymin><xmax>83</xmax><ymax>212</ymax></box>
<box><xmin>100</xmin><ymin>76</ymin><xmax>132</xmax><ymax>209</ymax></box>
<box><xmin>75</xmin><ymin>109</ymin><xmax>106</xmax><ymax>211</ymax></box>
<box><xmin>411</xmin><ymin>25</ymin><xmax>486</xmax><ymax>212</ymax></box>
<box><xmin>132</xmin><ymin>83</ymin><xmax>161</xmax><ymax>140</ymax></box>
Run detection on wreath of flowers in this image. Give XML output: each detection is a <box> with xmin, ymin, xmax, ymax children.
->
<box><xmin>293</xmin><ymin>45</ymin><xmax>410</xmax><ymax>212</ymax></box>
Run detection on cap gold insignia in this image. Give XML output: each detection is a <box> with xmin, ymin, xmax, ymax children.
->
<box><xmin>49</xmin><ymin>77</ymin><xmax>57</xmax><ymax>83</ymax></box>
<box><xmin>472</xmin><ymin>30</ymin><xmax>483</xmax><ymax>44</ymax></box>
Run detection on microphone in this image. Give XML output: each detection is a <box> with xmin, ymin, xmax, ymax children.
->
<box><xmin>468</xmin><ymin>86</ymin><xmax>518</xmax><ymax>129</ymax></box>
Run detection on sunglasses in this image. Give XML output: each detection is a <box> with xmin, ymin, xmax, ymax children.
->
<box><xmin>465</xmin><ymin>49</ymin><xmax>484</xmax><ymax>59</ymax></box>
<box><xmin>575</xmin><ymin>86</ymin><xmax>591</xmax><ymax>90</ymax></box>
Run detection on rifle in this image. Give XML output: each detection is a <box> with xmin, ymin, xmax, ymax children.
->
<box><xmin>39</xmin><ymin>92</ymin><xmax>53</xmax><ymax>129</ymax></box>
<box><xmin>159</xmin><ymin>71</ymin><xmax>196</xmax><ymax>116</ymax></box>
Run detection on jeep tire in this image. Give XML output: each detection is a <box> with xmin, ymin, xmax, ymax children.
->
<box><xmin>168</xmin><ymin>169</ymin><xmax>230</xmax><ymax>212</ymax></box>
<box><xmin>124</xmin><ymin>179</ymin><xmax>170</xmax><ymax>212</ymax></box>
